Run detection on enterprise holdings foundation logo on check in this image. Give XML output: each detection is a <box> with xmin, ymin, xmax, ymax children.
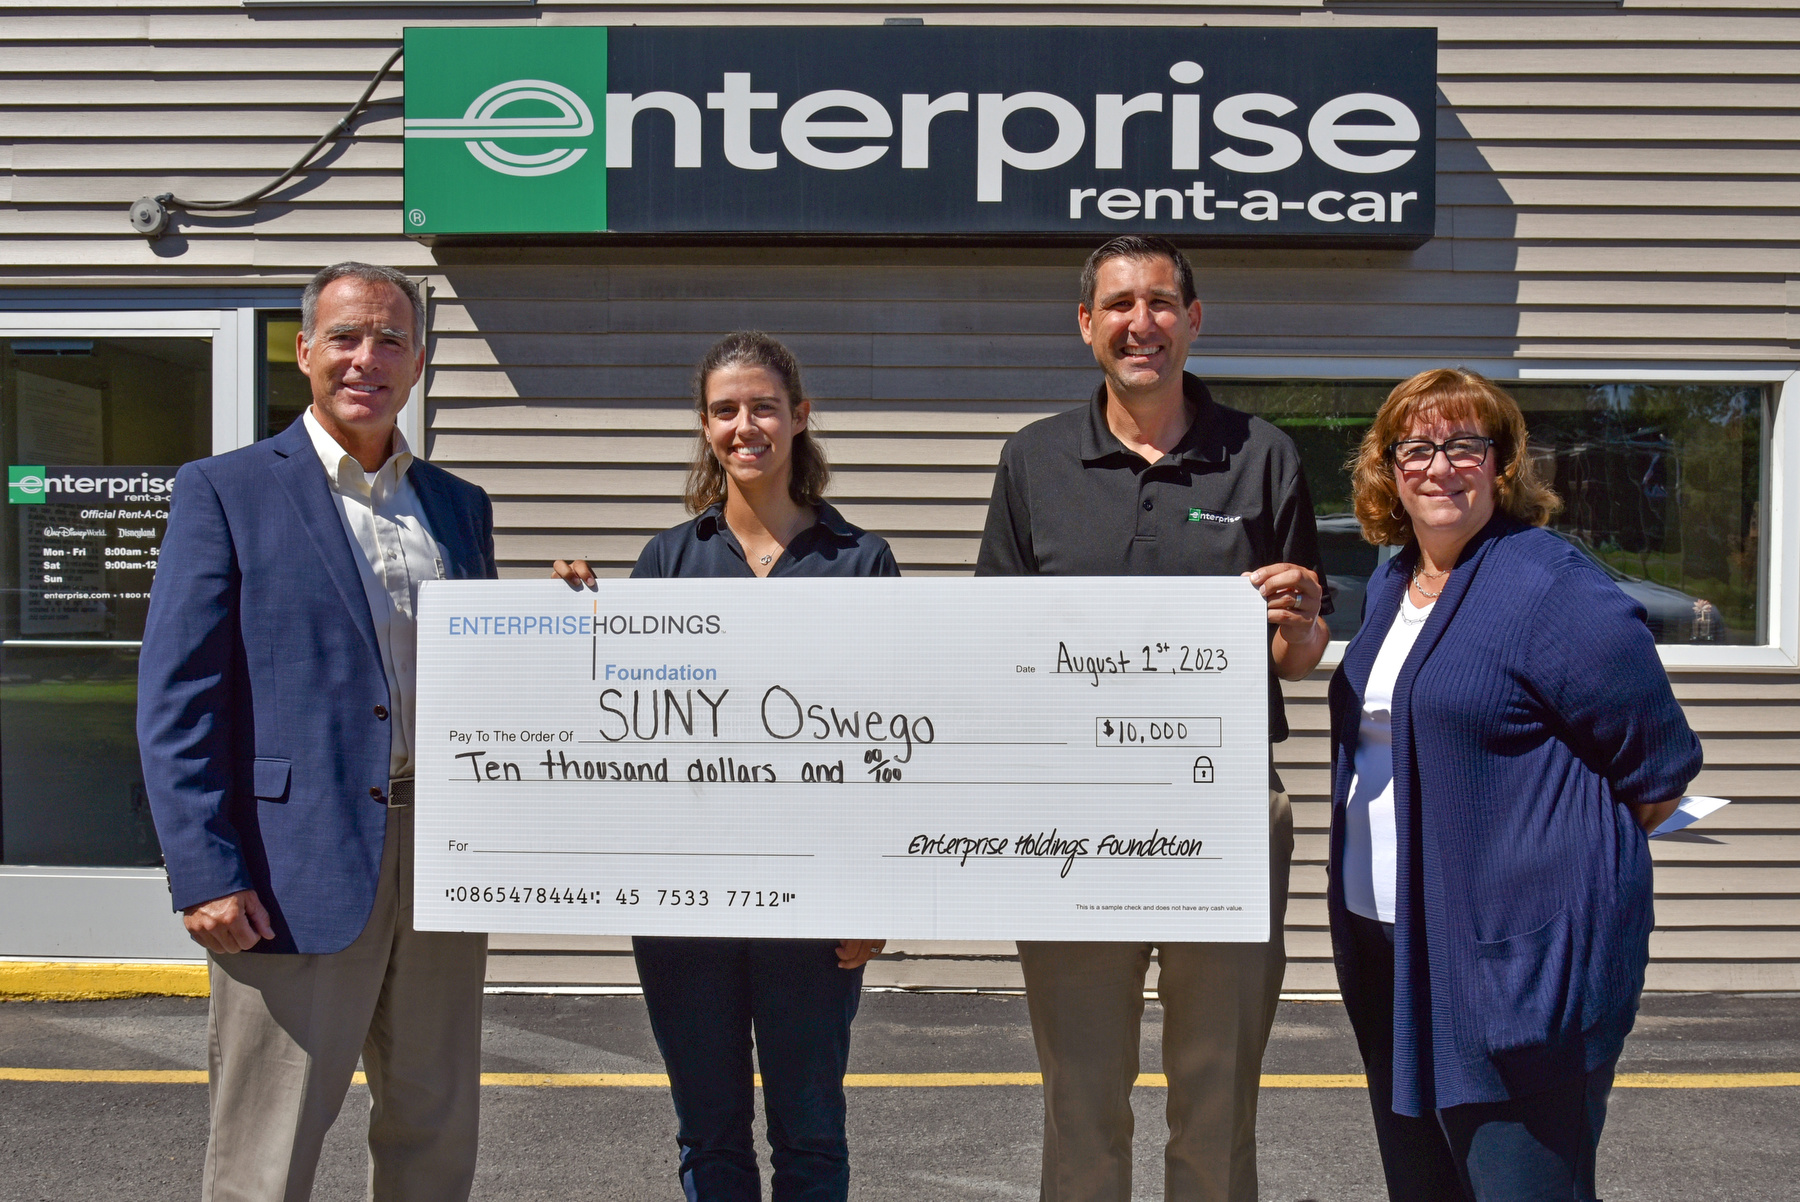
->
<box><xmin>403</xmin><ymin>26</ymin><xmax>608</xmax><ymax>234</ymax></box>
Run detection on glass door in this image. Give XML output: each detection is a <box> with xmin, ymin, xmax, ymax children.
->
<box><xmin>1</xmin><ymin>326</ymin><xmax>225</xmax><ymax>867</ymax></box>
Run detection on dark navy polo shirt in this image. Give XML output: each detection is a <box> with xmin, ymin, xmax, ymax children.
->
<box><xmin>975</xmin><ymin>373</ymin><xmax>1329</xmax><ymax>741</ymax></box>
<box><xmin>632</xmin><ymin>501</ymin><xmax>900</xmax><ymax>580</ymax></box>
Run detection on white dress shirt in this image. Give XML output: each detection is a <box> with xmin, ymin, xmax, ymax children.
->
<box><xmin>1342</xmin><ymin>594</ymin><xmax>1434</xmax><ymax>924</ymax></box>
<box><xmin>303</xmin><ymin>407</ymin><xmax>444</xmax><ymax>779</ymax></box>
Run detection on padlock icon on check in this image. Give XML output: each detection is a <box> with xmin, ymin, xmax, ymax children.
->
<box><xmin>1192</xmin><ymin>756</ymin><xmax>1215</xmax><ymax>784</ymax></box>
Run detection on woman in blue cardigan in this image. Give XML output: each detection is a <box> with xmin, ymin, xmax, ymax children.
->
<box><xmin>1328</xmin><ymin>368</ymin><xmax>1701</xmax><ymax>1201</ymax></box>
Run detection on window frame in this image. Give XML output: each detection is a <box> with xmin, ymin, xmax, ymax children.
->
<box><xmin>0</xmin><ymin>301</ymin><xmax>427</xmax><ymax>954</ymax></box>
<box><xmin>0</xmin><ymin>312</ymin><xmax>241</xmax><ymax>953</ymax></box>
<box><xmin>0</xmin><ymin>309</ymin><xmax>247</xmax><ymax>453</ymax></box>
<box><xmin>1187</xmin><ymin>355</ymin><xmax>1798</xmax><ymax>670</ymax></box>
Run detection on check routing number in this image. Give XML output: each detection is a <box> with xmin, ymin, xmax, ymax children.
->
<box><xmin>414</xmin><ymin>578</ymin><xmax>1271</xmax><ymax>941</ymax></box>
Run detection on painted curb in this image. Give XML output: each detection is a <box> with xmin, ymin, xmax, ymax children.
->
<box><xmin>0</xmin><ymin>962</ymin><xmax>208</xmax><ymax>1001</ymax></box>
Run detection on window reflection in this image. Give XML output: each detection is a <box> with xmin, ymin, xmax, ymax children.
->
<box><xmin>258</xmin><ymin>312</ymin><xmax>309</xmax><ymax>439</ymax></box>
<box><xmin>1</xmin><ymin>646</ymin><xmax>159</xmax><ymax>865</ymax></box>
<box><xmin>1</xmin><ymin>337</ymin><xmax>212</xmax><ymax>866</ymax></box>
<box><xmin>1212</xmin><ymin>379</ymin><xmax>1767</xmax><ymax>646</ymax></box>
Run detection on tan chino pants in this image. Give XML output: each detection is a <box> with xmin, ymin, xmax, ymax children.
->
<box><xmin>1019</xmin><ymin>788</ymin><xmax>1294</xmax><ymax>1202</ymax></box>
<box><xmin>201</xmin><ymin>799</ymin><xmax>487</xmax><ymax>1202</ymax></box>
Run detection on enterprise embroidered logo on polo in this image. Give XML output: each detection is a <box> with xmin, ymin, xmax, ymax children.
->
<box><xmin>1188</xmin><ymin>508</ymin><xmax>1241</xmax><ymax>524</ymax></box>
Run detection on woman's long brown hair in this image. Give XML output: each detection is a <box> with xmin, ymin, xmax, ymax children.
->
<box><xmin>683</xmin><ymin>331</ymin><xmax>829</xmax><ymax>514</ymax></box>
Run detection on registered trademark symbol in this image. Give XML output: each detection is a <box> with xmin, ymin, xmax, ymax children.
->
<box><xmin>408</xmin><ymin>208</ymin><xmax>426</xmax><ymax>227</ymax></box>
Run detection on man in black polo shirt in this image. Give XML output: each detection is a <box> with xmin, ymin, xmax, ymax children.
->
<box><xmin>977</xmin><ymin>235</ymin><xmax>1330</xmax><ymax>1202</ymax></box>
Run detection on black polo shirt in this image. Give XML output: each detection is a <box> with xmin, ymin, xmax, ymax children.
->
<box><xmin>633</xmin><ymin>502</ymin><xmax>900</xmax><ymax>579</ymax></box>
<box><xmin>975</xmin><ymin>373</ymin><xmax>1329</xmax><ymax>741</ymax></box>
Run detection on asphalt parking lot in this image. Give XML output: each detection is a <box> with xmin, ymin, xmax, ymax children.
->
<box><xmin>1</xmin><ymin>990</ymin><xmax>1795</xmax><ymax>1201</ymax></box>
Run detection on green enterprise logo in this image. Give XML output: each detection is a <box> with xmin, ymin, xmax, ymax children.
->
<box><xmin>402</xmin><ymin>26</ymin><xmax>608</xmax><ymax>235</ymax></box>
<box><xmin>9</xmin><ymin>466</ymin><xmax>46</xmax><ymax>504</ymax></box>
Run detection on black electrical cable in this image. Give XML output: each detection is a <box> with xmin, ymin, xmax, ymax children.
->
<box><xmin>159</xmin><ymin>46</ymin><xmax>403</xmax><ymax>213</ymax></box>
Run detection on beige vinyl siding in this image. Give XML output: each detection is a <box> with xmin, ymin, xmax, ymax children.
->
<box><xmin>3</xmin><ymin>0</ymin><xmax>1797</xmax><ymax>989</ymax></box>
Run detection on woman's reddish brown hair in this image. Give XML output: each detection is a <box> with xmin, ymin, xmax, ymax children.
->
<box><xmin>1350</xmin><ymin>367</ymin><xmax>1561</xmax><ymax>547</ymax></box>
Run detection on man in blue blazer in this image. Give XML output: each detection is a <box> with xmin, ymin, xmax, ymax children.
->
<box><xmin>138</xmin><ymin>262</ymin><xmax>496</xmax><ymax>1201</ymax></box>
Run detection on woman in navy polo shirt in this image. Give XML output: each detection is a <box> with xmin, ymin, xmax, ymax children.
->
<box><xmin>555</xmin><ymin>330</ymin><xmax>892</xmax><ymax>1202</ymax></box>
<box><xmin>1329</xmin><ymin>368</ymin><xmax>1701</xmax><ymax>1201</ymax></box>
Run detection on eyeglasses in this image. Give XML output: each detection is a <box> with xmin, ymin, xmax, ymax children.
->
<box><xmin>1389</xmin><ymin>436</ymin><xmax>1495</xmax><ymax>470</ymax></box>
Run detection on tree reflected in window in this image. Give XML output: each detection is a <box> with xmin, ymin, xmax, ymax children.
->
<box><xmin>1211</xmin><ymin>378</ymin><xmax>1766</xmax><ymax>646</ymax></box>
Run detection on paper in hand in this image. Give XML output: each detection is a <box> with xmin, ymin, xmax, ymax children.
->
<box><xmin>1649</xmin><ymin>796</ymin><xmax>1731</xmax><ymax>838</ymax></box>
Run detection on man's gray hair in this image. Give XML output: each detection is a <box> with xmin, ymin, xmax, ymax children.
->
<box><xmin>300</xmin><ymin>262</ymin><xmax>425</xmax><ymax>346</ymax></box>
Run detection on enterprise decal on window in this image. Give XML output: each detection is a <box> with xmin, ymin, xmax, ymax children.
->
<box><xmin>401</xmin><ymin>25</ymin><xmax>1437</xmax><ymax>243</ymax></box>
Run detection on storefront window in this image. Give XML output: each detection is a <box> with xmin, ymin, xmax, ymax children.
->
<box><xmin>1</xmin><ymin>337</ymin><xmax>212</xmax><ymax>865</ymax></box>
<box><xmin>1212</xmin><ymin>379</ymin><xmax>1768</xmax><ymax>646</ymax></box>
<box><xmin>258</xmin><ymin>310</ymin><xmax>309</xmax><ymax>438</ymax></box>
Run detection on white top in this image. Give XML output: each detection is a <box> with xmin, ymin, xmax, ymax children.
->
<box><xmin>303</xmin><ymin>407</ymin><xmax>443</xmax><ymax>779</ymax></box>
<box><xmin>1342</xmin><ymin>593</ymin><xmax>1435</xmax><ymax>924</ymax></box>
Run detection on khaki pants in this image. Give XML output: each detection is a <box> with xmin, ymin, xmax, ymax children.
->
<box><xmin>1019</xmin><ymin>788</ymin><xmax>1293</xmax><ymax>1202</ymax></box>
<box><xmin>202</xmin><ymin>802</ymin><xmax>487</xmax><ymax>1202</ymax></box>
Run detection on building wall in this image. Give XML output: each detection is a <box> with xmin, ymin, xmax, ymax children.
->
<box><xmin>2</xmin><ymin>0</ymin><xmax>1796</xmax><ymax>988</ymax></box>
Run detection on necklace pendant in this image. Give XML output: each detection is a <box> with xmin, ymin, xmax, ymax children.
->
<box><xmin>758</xmin><ymin>553</ymin><xmax>772</xmax><ymax>565</ymax></box>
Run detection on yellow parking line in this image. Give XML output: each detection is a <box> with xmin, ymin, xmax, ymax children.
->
<box><xmin>483</xmin><ymin>1072</ymin><xmax>673</xmax><ymax>1087</ymax></box>
<box><xmin>848</xmin><ymin>1072</ymin><xmax>1046</xmax><ymax>1087</ymax></box>
<box><xmin>4</xmin><ymin>1068</ymin><xmax>1796</xmax><ymax>1088</ymax></box>
<box><xmin>1612</xmin><ymin>1072</ymin><xmax>1800</xmax><ymax>1089</ymax></box>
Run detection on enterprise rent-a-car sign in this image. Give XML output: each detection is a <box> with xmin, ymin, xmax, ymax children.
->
<box><xmin>403</xmin><ymin>26</ymin><xmax>1436</xmax><ymax>244</ymax></box>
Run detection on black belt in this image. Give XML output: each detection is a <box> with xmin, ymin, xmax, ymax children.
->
<box><xmin>386</xmin><ymin>778</ymin><xmax>414</xmax><ymax>808</ymax></box>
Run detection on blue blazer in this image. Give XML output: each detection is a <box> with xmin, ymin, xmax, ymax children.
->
<box><xmin>137</xmin><ymin>417</ymin><xmax>497</xmax><ymax>954</ymax></box>
<box><xmin>1327</xmin><ymin>515</ymin><xmax>1701</xmax><ymax>1115</ymax></box>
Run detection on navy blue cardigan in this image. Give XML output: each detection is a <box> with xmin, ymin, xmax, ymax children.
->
<box><xmin>1327</xmin><ymin>515</ymin><xmax>1701</xmax><ymax>1115</ymax></box>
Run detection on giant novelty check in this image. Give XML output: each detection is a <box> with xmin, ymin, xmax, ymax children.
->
<box><xmin>414</xmin><ymin>578</ymin><xmax>1271</xmax><ymax>941</ymax></box>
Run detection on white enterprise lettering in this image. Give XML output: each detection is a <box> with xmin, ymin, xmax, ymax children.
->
<box><xmin>10</xmin><ymin>473</ymin><xmax>174</xmax><ymax>499</ymax></box>
<box><xmin>593</xmin><ymin>62</ymin><xmax>1421</xmax><ymax>209</ymax></box>
<box><xmin>1068</xmin><ymin>184</ymin><xmax>1417</xmax><ymax>224</ymax></box>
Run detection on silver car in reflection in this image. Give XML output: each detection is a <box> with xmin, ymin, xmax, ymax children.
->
<box><xmin>1313</xmin><ymin>514</ymin><xmax>1724</xmax><ymax>644</ymax></box>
